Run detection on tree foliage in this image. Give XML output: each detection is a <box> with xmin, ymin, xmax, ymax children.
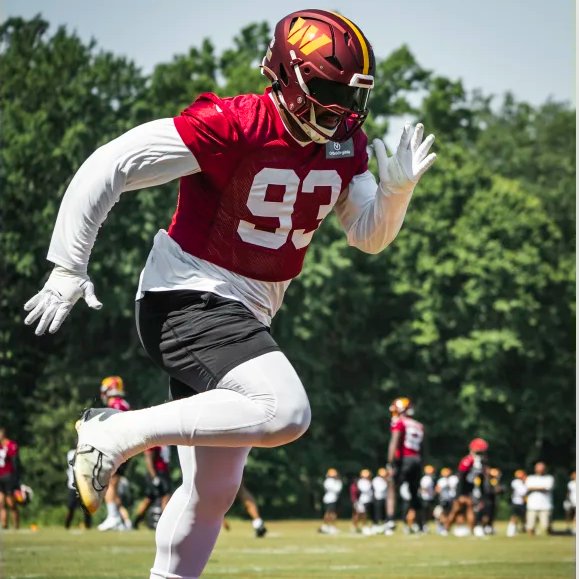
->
<box><xmin>1</xmin><ymin>16</ymin><xmax>574</xmax><ymax>516</ymax></box>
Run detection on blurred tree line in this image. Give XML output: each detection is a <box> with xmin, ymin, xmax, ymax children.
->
<box><xmin>0</xmin><ymin>16</ymin><xmax>575</xmax><ymax>520</ymax></box>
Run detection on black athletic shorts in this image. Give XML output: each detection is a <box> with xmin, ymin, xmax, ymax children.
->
<box><xmin>145</xmin><ymin>471</ymin><xmax>171</xmax><ymax>500</ymax></box>
<box><xmin>136</xmin><ymin>290</ymin><xmax>280</xmax><ymax>399</ymax></box>
<box><xmin>511</xmin><ymin>503</ymin><xmax>526</xmax><ymax>519</ymax></box>
<box><xmin>0</xmin><ymin>474</ymin><xmax>17</xmax><ymax>495</ymax></box>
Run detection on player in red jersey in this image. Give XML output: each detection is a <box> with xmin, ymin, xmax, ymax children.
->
<box><xmin>132</xmin><ymin>445</ymin><xmax>172</xmax><ymax>530</ymax></box>
<box><xmin>23</xmin><ymin>9</ymin><xmax>436</xmax><ymax>577</ymax></box>
<box><xmin>385</xmin><ymin>397</ymin><xmax>424</xmax><ymax>534</ymax></box>
<box><xmin>444</xmin><ymin>437</ymin><xmax>489</xmax><ymax>536</ymax></box>
<box><xmin>97</xmin><ymin>376</ymin><xmax>133</xmax><ymax>531</ymax></box>
<box><xmin>0</xmin><ymin>427</ymin><xmax>20</xmax><ymax>529</ymax></box>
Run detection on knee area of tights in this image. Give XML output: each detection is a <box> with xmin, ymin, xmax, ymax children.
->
<box><xmin>261</xmin><ymin>402</ymin><xmax>311</xmax><ymax>447</ymax></box>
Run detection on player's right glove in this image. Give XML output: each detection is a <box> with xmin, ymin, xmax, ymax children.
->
<box><xmin>24</xmin><ymin>265</ymin><xmax>102</xmax><ymax>336</ymax></box>
<box><xmin>152</xmin><ymin>476</ymin><xmax>161</xmax><ymax>488</ymax></box>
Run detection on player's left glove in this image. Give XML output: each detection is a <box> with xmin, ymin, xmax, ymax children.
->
<box><xmin>373</xmin><ymin>123</ymin><xmax>436</xmax><ymax>196</ymax></box>
<box><xmin>24</xmin><ymin>265</ymin><xmax>102</xmax><ymax>336</ymax></box>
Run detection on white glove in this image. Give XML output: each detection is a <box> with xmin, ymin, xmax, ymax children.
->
<box><xmin>374</xmin><ymin>123</ymin><xmax>436</xmax><ymax>196</ymax></box>
<box><xmin>24</xmin><ymin>265</ymin><xmax>102</xmax><ymax>336</ymax></box>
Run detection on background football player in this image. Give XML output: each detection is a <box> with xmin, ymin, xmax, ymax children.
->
<box><xmin>23</xmin><ymin>9</ymin><xmax>436</xmax><ymax>577</ymax></box>
<box><xmin>434</xmin><ymin>466</ymin><xmax>456</xmax><ymax>535</ymax></box>
<box><xmin>320</xmin><ymin>467</ymin><xmax>342</xmax><ymax>535</ymax></box>
<box><xmin>507</xmin><ymin>469</ymin><xmax>527</xmax><ymax>537</ymax></box>
<box><xmin>385</xmin><ymin>397</ymin><xmax>425</xmax><ymax>535</ymax></box>
<box><xmin>0</xmin><ymin>427</ymin><xmax>20</xmax><ymax>530</ymax></box>
<box><xmin>132</xmin><ymin>445</ymin><xmax>172</xmax><ymax>530</ymax></box>
<box><xmin>419</xmin><ymin>464</ymin><xmax>436</xmax><ymax>531</ymax></box>
<box><xmin>371</xmin><ymin>467</ymin><xmax>388</xmax><ymax>533</ymax></box>
<box><xmin>97</xmin><ymin>376</ymin><xmax>132</xmax><ymax>531</ymax></box>
<box><xmin>444</xmin><ymin>437</ymin><xmax>489</xmax><ymax>536</ymax></box>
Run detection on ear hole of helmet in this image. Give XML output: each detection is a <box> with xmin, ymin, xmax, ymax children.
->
<box><xmin>324</xmin><ymin>55</ymin><xmax>343</xmax><ymax>71</ymax></box>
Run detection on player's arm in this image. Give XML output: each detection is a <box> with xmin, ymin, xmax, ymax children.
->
<box><xmin>386</xmin><ymin>430</ymin><xmax>401</xmax><ymax>475</ymax></box>
<box><xmin>335</xmin><ymin>123</ymin><xmax>436</xmax><ymax>254</ymax></box>
<box><xmin>24</xmin><ymin>119</ymin><xmax>200</xmax><ymax>335</ymax></box>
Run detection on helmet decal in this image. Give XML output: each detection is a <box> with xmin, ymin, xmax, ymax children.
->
<box><xmin>287</xmin><ymin>17</ymin><xmax>332</xmax><ymax>55</ymax></box>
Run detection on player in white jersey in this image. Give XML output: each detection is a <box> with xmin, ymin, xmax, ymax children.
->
<box><xmin>371</xmin><ymin>467</ymin><xmax>388</xmax><ymax>532</ymax></box>
<box><xmin>507</xmin><ymin>469</ymin><xmax>527</xmax><ymax>537</ymax></box>
<box><xmin>319</xmin><ymin>468</ymin><xmax>343</xmax><ymax>534</ymax></box>
<box><xmin>357</xmin><ymin>469</ymin><xmax>374</xmax><ymax>534</ymax></box>
<box><xmin>22</xmin><ymin>9</ymin><xmax>436</xmax><ymax>579</ymax></box>
<box><xmin>419</xmin><ymin>464</ymin><xmax>436</xmax><ymax>531</ymax></box>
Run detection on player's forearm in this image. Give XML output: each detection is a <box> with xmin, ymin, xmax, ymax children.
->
<box><xmin>47</xmin><ymin>118</ymin><xmax>199</xmax><ymax>272</ymax></box>
<box><xmin>336</xmin><ymin>171</ymin><xmax>413</xmax><ymax>255</ymax></box>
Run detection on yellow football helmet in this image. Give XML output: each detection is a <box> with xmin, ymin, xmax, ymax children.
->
<box><xmin>100</xmin><ymin>375</ymin><xmax>124</xmax><ymax>403</ymax></box>
<box><xmin>389</xmin><ymin>397</ymin><xmax>414</xmax><ymax>417</ymax></box>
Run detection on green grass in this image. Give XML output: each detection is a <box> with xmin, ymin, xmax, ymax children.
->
<box><xmin>0</xmin><ymin>521</ymin><xmax>575</xmax><ymax>579</ymax></box>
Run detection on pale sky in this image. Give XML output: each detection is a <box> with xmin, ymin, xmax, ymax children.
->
<box><xmin>2</xmin><ymin>0</ymin><xmax>575</xmax><ymax>107</ymax></box>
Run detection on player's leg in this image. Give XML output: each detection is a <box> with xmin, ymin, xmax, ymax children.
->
<box><xmin>385</xmin><ymin>475</ymin><xmax>398</xmax><ymax>534</ymax></box>
<box><xmin>133</xmin><ymin>496</ymin><xmax>152</xmax><ymax>529</ymax></box>
<box><xmin>5</xmin><ymin>493</ymin><xmax>18</xmax><ymax>529</ymax></box>
<box><xmin>0</xmin><ymin>489</ymin><xmax>7</xmax><ymax>528</ymax></box>
<box><xmin>74</xmin><ymin>351</ymin><xmax>311</xmax><ymax>513</ymax></box>
<box><xmin>150</xmin><ymin>445</ymin><xmax>249</xmax><ymax>579</ymax></box>
<box><xmin>64</xmin><ymin>489</ymin><xmax>77</xmax><ymax>529</ymax></box>
<box><xmin>238</xmin><ymin>483</ymin><xmax>267</xmax><ymax>537</ymax></box>
<box><xmin>98</xmin><ymin>476</ymin><xmax>123</xmax><ymax>531</ymax></box>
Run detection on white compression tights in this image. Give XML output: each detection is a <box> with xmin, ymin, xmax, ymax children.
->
<box><xmin>149</xmin><ymin>445</ymin><xmax>250</xmax><ymax>579</ymax></box>
<box><xmin>89</xmin><ymin>351</ymin><xmax>311</xmax><ymax>579</ymax></box>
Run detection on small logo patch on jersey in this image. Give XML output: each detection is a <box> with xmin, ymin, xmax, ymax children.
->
<box><xmin>325</xmin><ymin>138</ymin><xmax>354</xmax><ymax>159</ymax></box>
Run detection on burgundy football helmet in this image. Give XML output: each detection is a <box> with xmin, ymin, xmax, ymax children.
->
<box><xmin>262</xmin><ymin>10</ymin><xmax>375</xmax><ymax>143</ymax></box>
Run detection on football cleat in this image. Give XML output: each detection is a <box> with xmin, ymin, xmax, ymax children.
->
<box><xmin>255</xmin><ymin>524</ymin><xmax>268</xmax><ymax>538</ymax></box>
<box><xmin>72</xmin><ymin>408</ymin><xmax>124</xmax><ymax>514</ymax></box>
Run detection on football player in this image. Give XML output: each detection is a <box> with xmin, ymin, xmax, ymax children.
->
<box><xmin>419</xmin><ymin>464</ymin><xmax>436</xmax><ymax>531</ymax></box>
<box><xmin>371</xmin><ymin>467</ymin><xmax>388</xmax><ymax>533</ymax></box>
<box><xmin>478</xmin><ymin>466</ymin><xmax>503</xmax><ymax>535</ymax></box>
<box><xmin>507</xmin><ymin>469</ymin><xmax>527</xmax><ymax>537</ymax></box>
<box><xmin>132</xmin><ymin>446</ymin><xmax>172</xmax><ymax>530</ymax></box>
<box><xmin>98</xmin><ymin>376</ymin><xmax>133</xmax><ymax>531</ymax></box>
<box><xmin>385</xmin><ymin>397</ymin><xmax>425</xmax><ymax>534</ymax></box>
<box><xmin>23</xmin><ymin>9</ymin><xmax>436</xmax><ymax>577</ymax></box>
<box><xmin>357</xmin><ymin>468</ymin><xmax>374</xmax><ymax>534</ymax></box>
<box><xmin>0</xmin><ymin>427</ymin><xmax>20</xmax><ymax>530</ymax></box>
<box><xmin>434</xmin><ymin>466</ymin><xmax>455</xmax><ymax>535</ymax></box>
<box><xmin>444</xmin><ymin>437</ymin><xmax>489</xmax><ymax>536</ymax></box>
<box><xmin>320</xmin><ymin>467</ymin><xmax>343</xmax><ymax>535</ymax></box>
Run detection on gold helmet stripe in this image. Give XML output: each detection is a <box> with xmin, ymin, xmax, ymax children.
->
<box><xmin>330</xmin><ymin>12</ymin><xmax>370</xmax><ymax>75</ymax></box>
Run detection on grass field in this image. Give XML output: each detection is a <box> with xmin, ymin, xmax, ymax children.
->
<box><xmin>0</xmin><ymin>520</ymin><xmax>575</xmax><ymax>579</ymax></box>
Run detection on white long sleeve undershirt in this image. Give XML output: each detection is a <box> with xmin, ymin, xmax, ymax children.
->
<box><xmin>46</xmin><ymin>118</ymin><xmax>412</xmax><ymax>324</ymax></box>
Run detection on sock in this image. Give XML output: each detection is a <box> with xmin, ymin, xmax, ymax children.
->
<box><xmin>252</xmin><ymin>518</ymin><xmax>264</xmax><ymax>530</ymax></box>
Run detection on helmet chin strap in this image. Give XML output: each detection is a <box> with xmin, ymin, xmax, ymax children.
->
<box><xmin>288</xmin><ymin>105</ymin><xmax>338</xmax><ymax>144</ymax></box>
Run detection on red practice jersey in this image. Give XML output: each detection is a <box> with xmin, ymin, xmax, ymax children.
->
<box><xmin>390</xmin><ymin>416</ymin><xmax>424</xmax><ymax>459</ymax></box>
<box><xmin>170</xmin><ymin>88</ymin><xmax>368</xmax><ymax>282</ymax></box>
<box><xmin>458</xmin><ymin>455</ymin><xmax>475</xmax><ymax>473</ymax></box>
<box><xmin>146</xmin><ymin>446</ymin><xmax>170</xmax><ymax>474</ymax></box>
<box><xmin>107</xmin><ymin>396</ymin><xmax>130</xmax><ymax>412</ymax></box>
<box><xmin>0</xmin><ymin>439</ymin><xmax>18</xmax><ymax>477</ymax></box>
